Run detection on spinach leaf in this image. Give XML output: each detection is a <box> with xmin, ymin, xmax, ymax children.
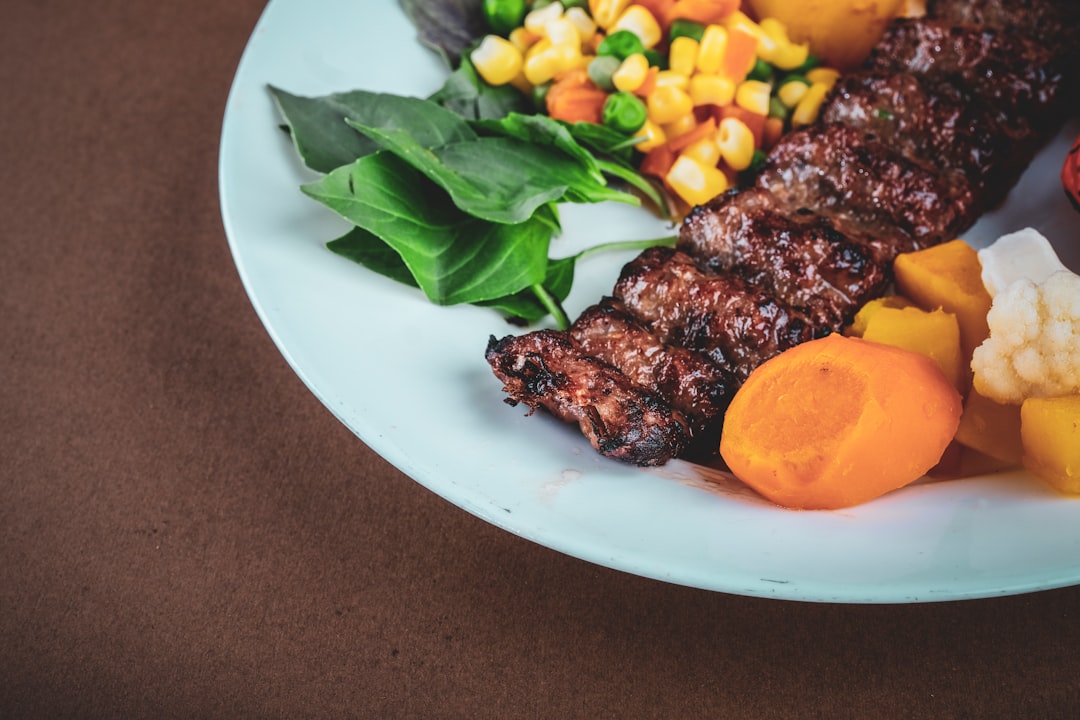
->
<box><xmin>348</xmin><ymin>123</ymin><xmax>637</xmax><ymax>224</ymax></box>
<box><xmin>398</xmin><ymin>0</ymin><xmax>487</xmax><ymax>68</ymax></box>
<box><xmin>268</xmin><ymin>86</ymin><xmax>476</xmax><ymax>174</ymax></box>
<box><xmin>471</xmin><ymin>113</ymin><xmax>606</xmax><ymax>183</ymax></box>
<box><xmin>429</xmin><ymin>57</ymin><xmax>532</xmax><ymax>121</ymax></box>
<box><xmin>302</xmin><ymin>152</ymin><xmax>551</xmax><ymax>305</ymax></box>
<box><xmin>326</xmin><ymin>227</ymin><xmax>418</xmax><ymax>289</ymax></box>
<box><xmin>478</xmin><ymin>255</ymin><xmax>577</xmax><ymax>322</ymax></box>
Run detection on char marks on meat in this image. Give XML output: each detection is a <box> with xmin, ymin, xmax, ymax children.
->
<box><xmin>679</xmin><ymin>188</ymin><xmax>891</xmax><ymax>328</ymax></box>
<box><xmin>756</xmin><ymin>122</ymin><xmax>976</xmax><ymax>249</ymax></box>
<box><xmin>866</xmin><ymin>18</ymin><xmax>1065</xmax><ymax>130</ymax></box>
<box><xmin>819</xmin><ymin>71</ymin><xmax>1012</xmax><ymax>205</ymax></box>
<box><xmin>485</xmin><ymin>331</ymin><xmax>692</xmax><ymax>466</ymax></box>
<box><xmin>613</xmin><ymin>246</ymin><xmax>820</xmax><ymax>382</ymax></box>
<box><xmin>570</xmin><ymin>298</ymin><xmax>737</xmax><ymax>453</ymax></box>
<box><xmin>485</xmin><ymin>10</ymin><xmax>1076</xmax><ymax>466</ymax></box>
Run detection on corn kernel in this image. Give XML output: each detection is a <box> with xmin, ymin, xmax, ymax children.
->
<box><xmin>734</xmin><ymin>80</ymin><xmax>772</xmax><ymax>116</ymax></box>
<box><xmin>668</xmin><ymin>36</ymin><xmax>699</xmax><ymax>77</ymax></box>
<box><xmin>806</xmin><ymin>67</ymin><xmax>841</xmax><ymax>88</ymax></box>
<box><xmin>524</xmin><ymin>2</ymin><xmax>563</xmax><ymax>35</ymax></box>
<box><xmin>682</xmin><ymin>137</ymin><xmax>722</xmax><ymax>167</ymax></box>
<box><xmin>666</xmin><ymin>155</ymin><xmax>730</xmax><ymax>206</ymax></box>
<box><xmin>564</xmin><ymin>6</ymin><xmax>597</xmax><ymax>43</ymax></box>
<box><xmin>792</xmin><ymin>81</ymin><xmax>831</xmax><ymax>126</ymax></box>
<box><xmin>611</xmin><ymin>5</ymin><xmax>663</xmax><ymax>49</ymax></box>
<box><xmin>716</xmin><ymin>116</ymin><xmax>756</xmax><ymax>171</ymax></box>
<box><xmin>612</xmin><ymin>52</ymin><xmax>650</xmax><ymax>92</ymax></box>
<box><xmin>524</xmin><ymin>43</ymin><xmax>581</xmax><ymax>86</ymax></box>
<box><xmin>590</xmin><ymin>0</ymin><xmax>633</xmax><ymax>30</ymax></box>
<box><xmin>472</xmin><ymin>35</ymin><xmax>525</xmax><ymax>87</ymax></box>
<box><xmin>777</xmin><ymin>79</ymin><xmax>809</xmax><ymax>108</ymax></box>
<box><xmin>647</xmin><ymin>85</ymin><xmax>694</xmax><ymax>125</ymax></box>
<box><xmin>663</xmin><ymin>113</ymin><xmax>698</xmax><ymax>141</ymax></box>
<box><xmin>653</xmin><ymin>70</ymin><xmax>690</xmax><ymax>90</ymax></box>
<box><xmin>689</xmin><ymin>74</ymin><xmax>736</xmax><ymax>107</ymax></box>
<box><xmin>696</xmin><ymin>24</ymin><xmax>728</xmax><ymax>75</ymax></box>
<box><xmin>545</xmin><ymin>17</ymin><xmax>580</xmax><ymax>47</ymax></box>
<box><xmin>723</xmin><ymin>11</ymin><xmax>762</xmax><ymax>40</ymax></box>
<box><xmin>633</xmin><ymin>118</ymin><xmax>667</xmax><ymax>152</ymax></box>
<box><xmin>771</xmin><ymin>41</ymin><xmax>810</xmax><ymax>71</ymax></box>
<box><xmin>509</xmin><ymin>27</ymin><xmax>541</xmax><ymax>53</ymax></box>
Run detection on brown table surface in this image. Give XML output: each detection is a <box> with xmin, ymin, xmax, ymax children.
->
<box><xmin>4</xmin><ymin>1</ymin><xmax>1079</xmax><ymax>718</ymax></box>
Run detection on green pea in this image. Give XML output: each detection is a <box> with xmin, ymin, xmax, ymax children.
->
<box><xmin>746</xmin><ymin>58</ymin><xmax>775</xmax><ymax>84</ymax></box>
<box><xmin>588</xmin><ymin>55</ymin><xmax>621</xmax><ymax>93</ymax></box>
<box><xmin>669</xmin><ymin>18</ymin><xmax>706</xmax><ymax>43</ymax></box>
<box><xmin>532</xmin><ymin>82</ymin><xmax>552</xmax><ymax>112</ymax></box>
<box><xmin>768</xmin><ymin>96</ymin><xmax>789</xmax><ymax>121</ymax></box>
<box><xmin>788</xmin><ymin>54</ymin><xmax>822</xmax><ymax>75</ymax></box>
<box><xmin>602</xmin><ymin>92</ymin><xmax>648</xmax><ymax>135</ymax></box>
<box><xmin>597</xmin><ymin>30</ymin><xmax>646</xmax><ymax>61</ymax></box>
<box><xmin>643</xmin><ymin>48</ymin><xmax>667</xmax><ymax>69</ymax></box>
<box><xmin>559</xmin><ymin>0</ymin><xmax>589</xmax><ymax>8</ymax></box>
<box><xmin>482</xmin><ymin>0</ymin><xmax>526</xmax><ymax>36</ymax></box>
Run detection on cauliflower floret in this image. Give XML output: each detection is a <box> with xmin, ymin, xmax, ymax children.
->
<box><xmin>971</xmin><ymin>270</ymin><xmax>1080</xmax><ymax>404</ymax></box>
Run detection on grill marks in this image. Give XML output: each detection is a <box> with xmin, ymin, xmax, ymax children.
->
<box><xmin>487</xmin><ymin>8</ymin><xmax>1072</xmax><ymax>466</ymax></box>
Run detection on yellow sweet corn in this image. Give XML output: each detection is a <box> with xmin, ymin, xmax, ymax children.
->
<box><xmin>716</xmin><ymin>116</ymin><xmax>755</xmax><ymax>171</ymax></box>
<box><xmin>633</xmin><ymin>118</ymin><xmax>667</xmax><ymax>152</ymax></box>
<box><xmin>682</xmin><ymin>137</ymin><xmax>722</xmax><ymax>167</ymax></box>
<box><xmin>524</xmin><ymin>43</ymin><xmax>581</xmax><ymax>86</ymax></box>
<box><xmin>666</xmin><ymin>155</ymin><xmax>730</xmax><ymax>206</ymax></box>
<box><xmin>524</xmin><ymin>2</ymin><xmax>563</xmax><ymax>35</ymax></box>
<box><xmin>590</xmin><ymin>0</ymin><xmax>633</xmax><ymax>30</ymax></box>
<box><xmin>791</xmin><ymin>81</ymin><xmax>831</xmax><ymax>126</ymax></box>
<box><xmin>612</xmin><ymin>52</ymin><xmax>650</xmax><ymax>92</ymax></box>
<box><xmin>653</xmin><ymin>70</ymin><xmax>690</xmax><ymax>90</ymax></box>
<box><xmin>564</xmin><ymin>6</ymin><xmax>597</xmax><ymax>44</ymax></box>
<box><xmin>472</xmin><ymin>35</ymin><xmax>524</xmax><ymax>87</ymax></box>
<box><xmin>611</xmin><ymin>5</ymin><xmax>663</xmax><ymax>49</ymax></box>
<box><xmin>545</xmin><ymin>17</ymin><xmax>581</xmax><ymax>47</ymax></box>
<box><xmin>668</xmin><ymin>36</ymin><xmax>699</xmax><ymax>77</ymax></box>
<box><xmin>662</xmin><ymin>113</ymin><xmax>698</xmax><ymax>141</ymax></box>
<box><xmin>777</xmin><ymin>79</ymin><xmax>809</xmax><ymax>108</ymax></box>
<box><xmin>806</xmin><ymin>67</ymin><xmax>841</xmax><ymax>87</ymax></box>
<box><xmin>696</xmin><ymin>24</ymin><xmax>728</xmax><ymax>75</ymax></box>
<box><xmin>770</xmin><ymin>41</ymin><xmax>810</xmax><ymax>71</ymax></box>
<box><xmin>734</xmin><ymin>79</ymin><xmax>771</xmax><ymax>116</ymax></box>
<box><xmin>647</xmin><ymin>85</ymin><xmax>694</xmax><ymax>125</ymax></box>
<box><xmin>689</xmin><ymin>74</ymin><xmax>736</xmax><ymax>107</ymax></box>
<box><xmin>509</xmin><ymin>27</ymin><xmax>540</xmax><ymax>53</ymax></box>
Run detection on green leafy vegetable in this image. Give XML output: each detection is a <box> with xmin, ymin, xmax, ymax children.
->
<box><xmin>304</xmin><ymin>153</ymin><xmax>552</xmax><ymax>305</ymax></box>
<box><xmin>428</xmin><ymin>57</ymin><xmax>532</xmax><ymax>121</ymax></box>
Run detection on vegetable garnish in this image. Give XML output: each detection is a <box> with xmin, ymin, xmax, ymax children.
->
<box><xmin>719</xmin><ymin>333</ymin><xmax>962</xmax><ymax>510</ymax></box>
<box><xmin>269</xmin><ymin>85</ymin><xmax>672</xmax><ymax>329</ymax></box>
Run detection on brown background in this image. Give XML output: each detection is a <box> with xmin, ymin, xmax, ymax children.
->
<box><xmin>3</xmin><ymin>1</ymin><xmax>1079</xmax><ymax>718</ymax></box>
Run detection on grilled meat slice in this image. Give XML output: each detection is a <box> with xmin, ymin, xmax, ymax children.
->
<box><xmin>613</xmin><ymin>246</ymin><xmax>820</xmax><ymax>382</ymax></box>
<box><xmin>678</xmin><ymin>188</ymin><xmax>891</xmax><ymax>328</ymax></box>
<box><xmin>569</xmin><ymin>297</ymin><xmax>736</xmax><ymax>450</ymax></box>
<box><xmin>485</xmin><ymin>330</ymin><xmax>692</xmax><ymax>466</ymax></box>
<box><xmin>865</xmin><ymin>18</ymin><xmax>1066</xmax><ymax>131</ymax></box>
<box><xmin>820</xmin><ymin>70</ymin><xmax>1013</xmax><ymax>204</ymax></box>
<box><xmin>756</xmin><ymin>123</ymin><xmax>975</xmax><ymax>249</ymax></box>
<box><xmin>924</xmin><ymin>0</ymin><xmax>1080</xmax><ymax>68</ymax></box>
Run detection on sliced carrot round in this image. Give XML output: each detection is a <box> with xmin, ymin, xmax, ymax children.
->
<box><xmin>719</xmin><ymin>334</ymin><xmax>962</xmax><ymax>510</ymax></box>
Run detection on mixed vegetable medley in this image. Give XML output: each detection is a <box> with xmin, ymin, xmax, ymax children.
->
<box><xmin>270</xmin><ymin>0</ymin><xmax>1080</xmax><ymax>508</ymax></box>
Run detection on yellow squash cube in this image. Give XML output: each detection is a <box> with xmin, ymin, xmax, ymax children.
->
<box><xmin>1021</xmin><ymin>395</ymin><xmax>1080</xmax><ymax>494</ymax></box>
<box><xmin>954</xmin><ymin>388</ymin><xmax>1023</xmax><ymax>466</ymax></box>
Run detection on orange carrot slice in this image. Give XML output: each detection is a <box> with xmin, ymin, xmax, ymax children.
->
<box><xmin>720</xmin><ymin>334</ymin><xmax>962</xmax><ymax>510</ymax></box>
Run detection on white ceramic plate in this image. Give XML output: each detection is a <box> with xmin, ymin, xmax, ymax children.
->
<box><xmin>219</xmin><ymin>0</ymin><xmax>1080</xmax><ymax>603</ymax></box>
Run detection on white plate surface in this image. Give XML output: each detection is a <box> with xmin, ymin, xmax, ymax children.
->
<box><xmin>219</xmin><ymin>0</ymin><xmax>1080</xmax><ymax>603</ymax></box>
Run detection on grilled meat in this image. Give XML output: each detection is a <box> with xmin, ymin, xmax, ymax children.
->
<box><xmin>756</xmin><ymin>122</ymin><xmax>976</xmax><ymax>248</ymax></box>
<box><xmin>613</xmin><ymin>246</ymin><xmax>820</xmax><ymax>382</ymax></box>
<box><xmin>678</xmin><ymin>188</ymin><xmax>891</xmax><ymax>328</ymax></box>
<box><xmin>924</xmin><ymin>0</ymin><xmax>1080</xmax><ymax>67</ymax></box>
<box><xmin>485</xmin><ymin>330</ymin><xmax>692</xmax><ymax>466</ymax></box>
<box><xmin>819</xmin><ymin>70</ymin><xmax>1015</xmax><ymax>205</ymax></box>
<box><xmin>569</xmin><ymin>297</ymin><xmax>736</xmax><ymax>450</ymax></box>
<box><xmin>865</xmin><ymin>18</ymin><xmax>1066</xmax><ymax>131</ymax></box>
